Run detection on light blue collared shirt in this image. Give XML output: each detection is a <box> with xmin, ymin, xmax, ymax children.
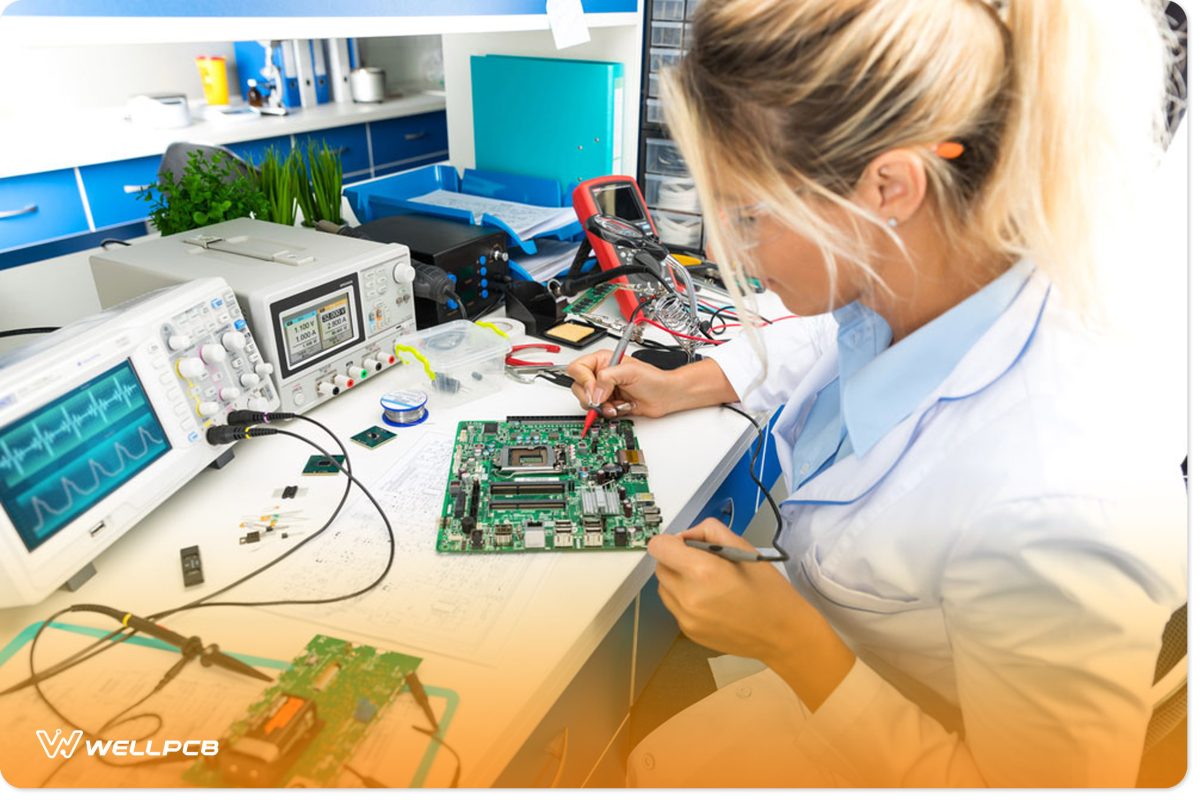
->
<box><xmin>790</xmin><ymin>264</ymin><xmax>1032</xmax><ymax>490</ymax></box>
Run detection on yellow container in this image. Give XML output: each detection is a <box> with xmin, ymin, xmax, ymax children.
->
<box><xmin>195</xmin><ymin>56</ymin><xmax>230</xmax><ymax>106</ymax></box>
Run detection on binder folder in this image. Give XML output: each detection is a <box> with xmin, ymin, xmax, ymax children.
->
<box><xmin>471</xmin><ymin>54</ymin><xmax>624</xmax><ymax>192</ymax></box>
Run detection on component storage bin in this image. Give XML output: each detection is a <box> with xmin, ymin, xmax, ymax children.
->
<box><xmin>652</xmin><ymin>0</ymin><xmax>686</xmax><ymax>21</ymax></box>
<box><xmin>643</xmin><ymin>174</ymin><xmax>701</xmax><ymax>214</ymax></box>
<box><xmin>643</xmin><ymin>138</ymin><xmax>690</xmax><ymax>177</ymax></box>
<box><xmin>392</xmin><ymin>320</ymin><xmax>510</xmax><ymax>410</ymax></box>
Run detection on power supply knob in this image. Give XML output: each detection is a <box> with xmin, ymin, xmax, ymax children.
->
<box><xmin>333</xmin><ymin>374</ymin><xmax>355</xmax><ymax>390</ymax></box>
<box><xmin>221</xmin><ymin>331</ymin><xmax>247</xmax><ymax>351</ymax></box>
<box><xmin>200</xmin><ymin>343</ymin><xmax>227</xmax><ymax>364</ymax></box>
<box><xmin>219</xmin><ymin>387</ymin><xmax>242</xmax><ymax>401</ymax></box>
<box><xmin>371</xmin><ymin>350</ymin><xmax>396</xmax><ymax>366</ymax></box>
<box><xmin>240</xmin><ymin>373</ymin><xmax>261</xmax><ymax>388</ymax></box>
<box><xmin>317</xmin><ymin>381</ymin><xmax>340</xmax><ymax>397</ymax></box>
<box><xmin>177</xmin><ymin>357</ymin><xmax>205</xmax><ymax>378</ymax></box>
<box><xmin>255</xmin><ymin>363</ymin><xmax>275</xmax><ymax>377</ymax></box>
<box><xmin>167</xmin><ymin>334</ymin><xmax>192</xmax><ymax>351</ymax></box>
<box><xmin>393</xmin><ymin>261</ymin><xmax>416</xmax><ymax>284</ymax></box>
<box><xmin>197</xmin><ymin>401</ymin><xmax>221</xmax><ymax>417</ymax></box>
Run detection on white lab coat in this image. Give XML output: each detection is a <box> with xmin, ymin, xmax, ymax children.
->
<box><xmin>628</xmin><ymin>267</ymin><xmax>1186</xmax><ymax>787</ymax></box>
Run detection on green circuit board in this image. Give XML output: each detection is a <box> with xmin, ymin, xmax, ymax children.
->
<box><xmin>437</xmin><ymin>415</ymin><xmax>663</xmax><ymax>553</ymax></box>
<box><xmin>184</xmin><ymin>635</ymin><xmax>421</xmax><ymax>788</ymax></box>
<box><xmin>563</xmin><ymin>282</ymin><xmax>620</xmax><ymax>317</ymax></box>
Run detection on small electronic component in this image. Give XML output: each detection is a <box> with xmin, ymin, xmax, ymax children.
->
<box><xmin>215</xmin><ymin>694</ymin><xmax>321</xmax><ymax>787</ymax></box>
<box><xmin>302</xmin><ymin>454</ymin><xmax>346</xmax><ymax>475</ymax></box>
<box><xmin>180</xmin><ymin>545</ymin><xmax>204</xmax><ymax>587</ymax></box>
<box><xmin>281</xmin><ymin>486</ymin><xmax>299</xmax><ymax>499</ymax></box>
<box><xmin>350</xmin><ymin>425</ymin><xmax>397</xmax><ymax>449</ymax></box>
<box><xmin>437</xmin><ymin>417</ymin><xmax>659</xmax><ymax>553</ymax></box>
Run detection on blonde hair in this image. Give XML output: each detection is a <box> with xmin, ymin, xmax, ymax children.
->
<box><xmin>663</xmin><ymin>0</ymin><xmax>1176</xmax><ymax>346</ymax></box>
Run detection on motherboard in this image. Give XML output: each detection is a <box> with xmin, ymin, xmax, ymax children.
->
<box><xmin>437</xmin><ymin>415</ymin><xmax>662</xmax><ymax>553</ymax></box>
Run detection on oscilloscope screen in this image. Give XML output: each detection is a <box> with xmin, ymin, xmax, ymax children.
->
<box><xmin>0</xmin><ymin>360</ymin><xmax>171</xmax><ymax>552</ymax></box>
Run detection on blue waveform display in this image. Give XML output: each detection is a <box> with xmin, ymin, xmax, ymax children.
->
<box><xmin>0</xmin><ymin>360</ymin><xmax>171</xmax><ymax>552</ymax></box>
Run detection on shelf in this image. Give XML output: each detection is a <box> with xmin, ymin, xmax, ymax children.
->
<box><xmin>0</xmin><ymin>93</ymin><xmax>447</xmax><ymax>179</ymax></box>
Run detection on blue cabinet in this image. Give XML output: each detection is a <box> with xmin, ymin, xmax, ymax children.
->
<box><xmin>370</xmin><ymin>112</ymin><xmax>449</xmax><ymax>173</ymax></box>
<box><xmin>0</xmin><ymin>169</ymin><xmax>88</xmax><ymax>252</ymax></box>
<box><xmin>78</xmin><ymin>155</ymin><xmax>160</xmax><ymax>229</ymax></box>
<box><xmin>691</xmin><ymin>411</ymin><xmax>783</xmax><ymax>535</ymax></box>
<box><xmin>225</xmin><ymin>135</ymin><xmax>294</xmax><ymax>168</ymax></box>
<box><xmin>295</xmin><ymin>124</ymin><xmax>371</xmax><ymax>177</ymax></box>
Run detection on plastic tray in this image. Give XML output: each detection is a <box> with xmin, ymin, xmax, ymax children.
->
<box><xmin>392</xmin><ymin>320</ymin><xmax>511</xmax><ymax>410</ymax></box>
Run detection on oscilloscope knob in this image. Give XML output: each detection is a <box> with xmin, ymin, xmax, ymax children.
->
<box><xmin>167</xmin><ymin>334</ymin><xmax>192</xmax><ymax>351</ymax></box>
<box><xmin>240</xmin><ymin>373</ymin><xmax>261</xmax><ymax>388</ymax></box>
<box><xmin>255</xmin><ymin>363</ymin><xmax>274</xmax><ymax>377</ymax></box>
<box><xmin>200</xmin><ymin>344</ymin><xmax>227</xmax><ymax>364</ymax></box>
<box><xmin>177</xmin><ymin>357</ymin><xmax>205</xmax><ymax>378</ymax></box>
<box><xmin>218</xmin><ymin>387</ymin><xmax>242</xmax><ymax>401</ymax></box>
<box><xmin>197</xmin><ymin>401</ymin><xmax>221</xmax><ymax>417</ymax></box>
<box><xmin>221</xmin><ymin>331</ymin><xmax>247</xmax><ymax>351</ymax></box>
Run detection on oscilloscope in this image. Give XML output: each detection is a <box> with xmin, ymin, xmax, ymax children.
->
<box><xmin>0</xmin><ymin>278</ymin><xmax>279</xmax><ymax>607</ymax></box>
<box><xmin>91</xmin><ymin>218</ymin><xmax>418</xmax><ymax>414</ymax></box>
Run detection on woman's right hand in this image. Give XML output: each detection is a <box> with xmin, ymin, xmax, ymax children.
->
<box><xmin>565</xmin><ymin>350</ymin><xmax>677</xmax><ymax>419</ymax></box>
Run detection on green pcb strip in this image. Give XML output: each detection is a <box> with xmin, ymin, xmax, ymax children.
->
<box><xmin>563</xmin><ymin>282</ymin><xmax>620</xmax><ymax>317</ymax></box>
<box><xmin>437</xmin><ymin>415</ymin><xmax>663</xmax><ymax>554</ymax></box>
<box><xmin>185</xmin><ymin>635</ymin><xmax>421</xmax><ymax>788</ymax></box>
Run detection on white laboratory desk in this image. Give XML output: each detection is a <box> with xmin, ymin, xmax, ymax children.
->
<box><xmin>0</xmin><ymin>317</ymin><xmax>758</xmax><ymax>788</ymax></box>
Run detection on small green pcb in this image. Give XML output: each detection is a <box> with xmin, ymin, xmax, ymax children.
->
<box><xmin>184</xmin><ymin>634</ymin><xmax>422</xmax><ymax>788</ymax></box>
<box><xmin>437</xmin><ymin>415</ymin><xmax>662</xmax><ymax>553</ymax></box>
<box><xmin>302</xmin><ymin>454</ymin><xmax>346</xmax><ymax>475</ymax></box>
<box><xmin>351</xmin><ymin>426</ymin><xmax>397</xmax><ymax>449</ymax></box>
<box><xmin>563</xmin><ymin>283</ymin><xmax>620</xmax><ymax>317</ymax></box>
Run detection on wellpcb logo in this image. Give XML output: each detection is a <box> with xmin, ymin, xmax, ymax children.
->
<box><xmin>36</xmin><ymin>729</ymin><xmax>218</xmax><ymax>759</ymax></box>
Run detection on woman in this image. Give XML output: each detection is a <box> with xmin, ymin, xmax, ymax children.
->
<box><xmin>566</xmin><ymin>0</ymin><xmax>1185</xmax><ymax>787</ymax></box>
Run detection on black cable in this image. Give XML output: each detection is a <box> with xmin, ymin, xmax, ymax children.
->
<box><xmin>560</xmin><ymin>263</ymin><xmax>675</xmax><ymax>297</ymax></box>
<box><xmin>721</xmin><ymin>404</ymin><xmax>788</xmax><ymax>562</ymax></box>
<box><xmin>0</xmin><ymin>326</ymin><xmax>59</xmax><ymax>338</ymax></box>
<box><xmin>100</xmin><ymin>239</ymin><xmax>132</xmax><ymax>249</ymax></box>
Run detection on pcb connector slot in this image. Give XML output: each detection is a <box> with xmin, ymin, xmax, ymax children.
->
<box><xmin>490</xmin><ymin>498</ymin><xmax>567</xmax><ymax>510</ymax></box>
<box><xmin>489</xmin><ymin>482</ymin><xmax>565</xmax><ymax>496</ymax></box>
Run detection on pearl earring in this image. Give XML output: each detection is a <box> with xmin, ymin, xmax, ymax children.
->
<box><xmin>887</xmin><ymin>217</ymin><xmax>899</xmax><ymax>228</ymax></box>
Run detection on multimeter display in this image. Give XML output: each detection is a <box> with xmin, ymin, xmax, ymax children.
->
<box><xmin>590</xmin><ymin>184</ymin><xmax>648</xmax><ymax>225</ymax></box>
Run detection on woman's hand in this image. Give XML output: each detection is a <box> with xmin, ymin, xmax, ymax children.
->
<box><xmin>565</xmin><ymin>350</ymin><xmax>678</xmax><ymax>418</ymax></box>
<box><xmin>648</xmin><ymin>519</ymin><xmax>856</xmax><ymax>709</ymax></box>
<box><xmin>564</xmin><ymin>351</ymin><xmax>741</xmax><ymax>419</ymax></box>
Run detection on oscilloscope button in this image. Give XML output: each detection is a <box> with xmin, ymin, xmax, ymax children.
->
<box><xmin>168</xmin><ymin>334</ymin><xmax>192</xmax><ymax>351</ymax></box>
<box><xmin>177</xmin><ymin>357</ymin><xmax>205</xmax><ymax>378</ymax></box>
<box><xmin>197</xmin><ymin>401</ymin><xmax>220</xmax><ymax>417</ymax></box>
<box><xmin>255</xmin><ymin>363</ymin><xmax>274</xmax><ymax>377</ymax></box>
<box><xmin>200</xmin><ymin>344</ymin><xmax>227</xmax><ymax>364</ymax></box>
<box><xmin>240</xmin><ymin>373</ymin><xmax>261</xmax><ymax>388</ymax></box>
<box><xmin>219</xmin><ymin>387</ymin><xmax>242</xmax><ymax>401</ymax></box>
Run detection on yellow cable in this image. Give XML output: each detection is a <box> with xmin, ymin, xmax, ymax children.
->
<box><xmin>393</xmin><ymin>344</ymin><xmax>436</xmax><ymax>381</ymax></box>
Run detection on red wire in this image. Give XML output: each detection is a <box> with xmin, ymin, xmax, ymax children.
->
<box><xmin>641</xmin><ymin>317</ymin><xmax>727</xmax><ymax>344</ymax></box>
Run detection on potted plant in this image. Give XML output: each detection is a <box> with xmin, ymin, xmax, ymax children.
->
<box><xmin>258</xmin><ymin>146</ymin><xmax>297</xmax><ymax>226</ymax></box>
<box><xmin>140</xmin><ymin>149</ymin><xmax>269</xmax><ymax>235</ymax></box>
<box><xmin>293</xmin><ymin>141</ymin><xmax>345</xmax><ymax>227</ymax></box>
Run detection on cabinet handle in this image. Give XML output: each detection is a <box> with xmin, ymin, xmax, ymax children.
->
<box><xmin>0</xmin><ymin>204</ymin><xmax>37</xmax><ymax>219</ymax></box>
<box><xmin>123</xmin><ymin>184</ymin><xmax>152</xmax><ymax>194</ymax></box>
<box><xmin>403</xmin><ymin>131</ymin><xmax>428</xmax><ymax>141</ymax></box>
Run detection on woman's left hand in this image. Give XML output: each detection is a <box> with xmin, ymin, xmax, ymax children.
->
<box><xmin>647</xmin><ymin>518</ymin><xmax>830</xmax><ymax>663</ymax></box>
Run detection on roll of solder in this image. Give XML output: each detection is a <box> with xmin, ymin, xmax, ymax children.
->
<box><xmin>380</xmin><ymin>389</ymin><xmax>430</xmax><ymax>427</ymax></box>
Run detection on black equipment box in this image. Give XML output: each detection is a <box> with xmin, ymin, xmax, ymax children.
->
<box><xmin>354</xmin><ymin>214</ymin><xmax>509</xmax><ymax>327</ymax></box>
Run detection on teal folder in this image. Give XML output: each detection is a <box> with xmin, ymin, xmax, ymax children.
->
<box><xmin>471</xmin><ymin>54</ymin><xmax>624</xmax><ymax>192</ymax></box>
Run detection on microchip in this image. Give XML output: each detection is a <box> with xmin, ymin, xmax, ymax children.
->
<box><xmin>180</xmin><ymin>546</ymin><xmax>204</xmax><ymax>587</ymax></box>
<box><xmin>484</xmin><ymin>422</ymin><xmax>498</xmax><ymax>434</ymax></box>
<box><xmin>302</xmin><ymin>454</ymin><xmax>346</xmax><ymax>475</ymax></box>
<box><xmin>351</xmin><ymin>425</ymin><xmax>397</xmax><ymax>449</ymax></box>
<box><xmin>614</xmin><ymin>527</ymin><xmax>629</xmax><ymax>547</ymax></box>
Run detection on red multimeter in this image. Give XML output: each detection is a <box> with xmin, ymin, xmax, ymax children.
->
<box><xmin>571</xmin><ymin>176</ymin><xmax>660</xmax><ymax>318</ymax></box>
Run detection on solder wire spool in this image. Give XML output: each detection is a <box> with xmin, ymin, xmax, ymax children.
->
<box><xmin>380</xmin><ymin>389</ymin><xmax>430</xmax><ymax>427</ymax></box>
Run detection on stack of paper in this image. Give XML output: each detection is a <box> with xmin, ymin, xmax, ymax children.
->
<box><xmin>407</xmin><ymin>189</ymin><xmax>578</xmax><ymax>241</ymax></box>
<box><xmin>511</xmin><ymin>239</ymin><xmax>582</xmax><ymax>283</ymax></box>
